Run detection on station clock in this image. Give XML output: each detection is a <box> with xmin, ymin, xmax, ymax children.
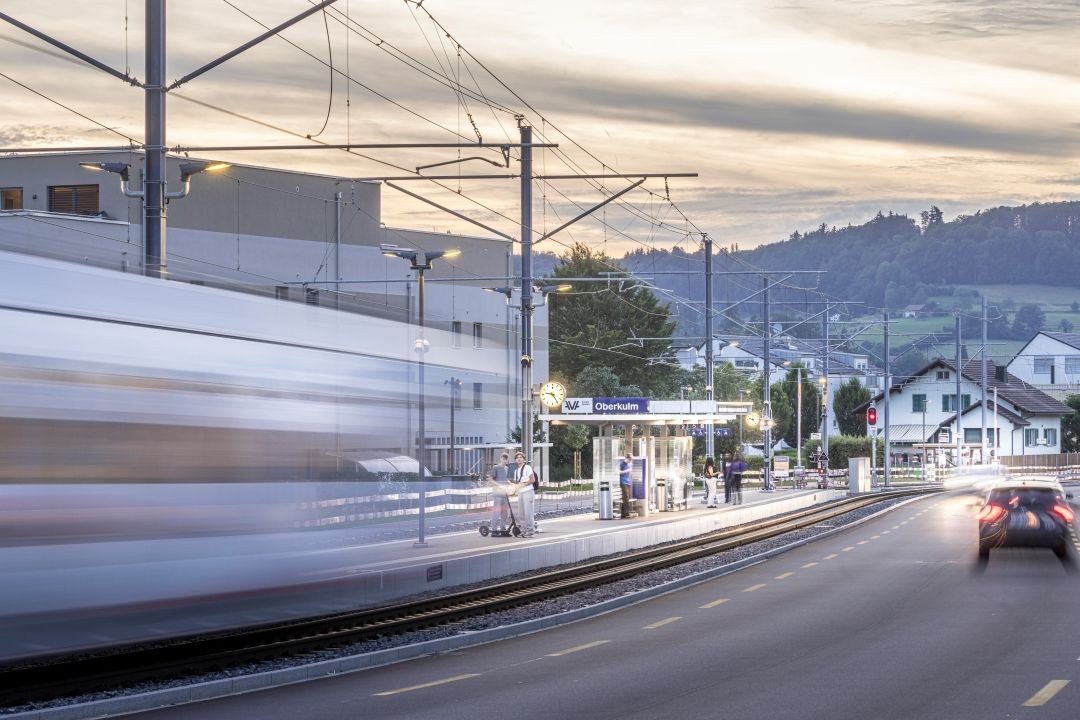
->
<box><xmin>539</xmin><ymin>381</ymin><xmax>566</xmax><ymax>408</ymax></box>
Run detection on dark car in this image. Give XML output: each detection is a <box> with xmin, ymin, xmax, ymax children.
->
<box><xmin>977</xmin><ymin>478</ymin><xmax>1075</xmax><ymax>560</ymax></box>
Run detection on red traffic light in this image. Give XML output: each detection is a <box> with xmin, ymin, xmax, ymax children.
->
<box><xmin>867</xmin><ymin>407</ymin><xmax>878</xmax><ymax>425</ymax></box>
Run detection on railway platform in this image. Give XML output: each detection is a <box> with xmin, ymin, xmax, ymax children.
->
<box><xmin>336</xmin><ymin>486</ymin><xmax>846</xmax><ymax>608</ymax></box>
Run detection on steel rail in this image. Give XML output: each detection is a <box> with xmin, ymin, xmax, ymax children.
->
<box><xmin>0</xmin><ymin>487</ymin><xmax>936</xmax><ymax>706</ymax></box>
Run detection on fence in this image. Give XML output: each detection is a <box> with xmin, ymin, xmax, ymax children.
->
<box><xmin>997</xmin><ymin>453</ymin><xmax>1080</xmax><ymax>476</ymax></box>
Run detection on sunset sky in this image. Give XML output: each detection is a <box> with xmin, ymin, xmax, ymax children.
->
<box><xmin>1</xmin><ymin>0</ymin><xmax>1077</xmax><ymax>254</ymax></box>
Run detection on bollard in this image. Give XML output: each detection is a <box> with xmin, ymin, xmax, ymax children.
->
<box><xmin>598</xmin><ymin>480</ymin><xmax>613</xmax><ymax>520</ymax></box>
<box><xmin>656</xmin><ymin>479</ymin><xmax>667</xmax><ymax>512</ymax></box>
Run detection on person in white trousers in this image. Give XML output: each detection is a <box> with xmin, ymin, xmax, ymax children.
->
<box><xmin>489</xmin><ymin>453</ymin><xmax>512</xmax><ymax>532</ymax></box>
<box><xmin>513</xmin><ymin>451</ymin><xmax>536</xmax><ymax>537</ymax></box>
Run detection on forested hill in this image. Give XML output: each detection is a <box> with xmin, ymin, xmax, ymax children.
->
<box><xmin>738</xmin><ymin>201</ymin><xmax>1080</xmax><ymax>307</ymax></box>
<box><xmin>529</xmin><ymin>201</ymin><xmax>1080</xmax><ymax>335</ymax></box>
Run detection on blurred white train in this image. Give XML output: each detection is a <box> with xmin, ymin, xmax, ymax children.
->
<box><xmin>0</xmin><ymin>249</ymin><xmax>503</xmax><ymax>485</ymax></box>
<box><xmin>0</xmin><ymin>251</ymin><xmax>507</xmax><ymax>661</ymax></box>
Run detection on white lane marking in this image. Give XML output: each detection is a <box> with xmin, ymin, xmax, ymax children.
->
<box><xmin>643</xmin><ymin>616</ymin><xmax>682</xmax><ymax>629</ymax></box>
<box><xmin>801</xmin><ymin>562</ymin><xmax>818</xmax><ymax>568</ymax></box>
<box><xmin>775</xmin><ymin>572</ymin><xmax>795</xmax><ymax>580</ymax></box>
<box><xmin>1023</xmin><ymin>680</ymin><xmax>1069</xmax><ymax>706</ymax></box>
<box><xmin>700</xmin><ymin>598</ymin><xmax>730</xmax><ymax>609</ymax></box>
<box><xmin>547</xmin><ymin>640</ymin><xmax>611</xmax><ymax>657</ymax></box>
<box><xmin>743</xmin><ymin>584</ymin><xmax>766</xmax><ymax>592</ymax></box>
<box><xmin>374</xmin><ymin>674</ymin><xmax>482</xmax><ymax>696</ymax></box>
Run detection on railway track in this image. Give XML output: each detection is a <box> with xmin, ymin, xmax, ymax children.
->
<box><xmin>0</xmin><ymin>487</ymin><xmax>936</xmax><ymax>707</ymax></box>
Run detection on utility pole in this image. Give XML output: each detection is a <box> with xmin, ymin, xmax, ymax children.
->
<box><xmin>821</xmin><ymin>307</ymin><xmax>830</xmax><ymax>460</ymax></box>
<box><xmin>519</xmin><ymin>123</ymin><xmax>535</xmax><ymax>464</ymax></box>
<box><xmin>762</xmin><ymin>276</ymin><xmax>772</xmax><ymax>491</ymax></box>
<box><xmin>981</xmin><ymin>297</ymin><xmax>988</xmax><ymax>464</ymax></box>
<box><xmin>704</xmin><ymin>234</ymin><xmax>715</xmax><ymax>462</ymax></box>
<box><xmin>883</xmin><ymin>310</ymin><xmax>891</xmax><ymax>488</ymax></box>
<box><xmin>956</xmin><ymin>315</ymin><xmax>963</xmax><ymax>467</ymax></box>
<box><xmin>145</xmin><ymin>0</ymin><xmax>166</xmax><ymax>278</ymax></box>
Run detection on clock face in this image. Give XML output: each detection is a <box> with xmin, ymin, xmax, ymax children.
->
<box><xmin>540</xmin><ymin>381</ymin><xmax>566</xmax><ymax>408</ymax></box>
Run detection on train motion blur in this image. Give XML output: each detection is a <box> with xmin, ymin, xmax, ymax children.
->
<box><xmin>0</xmin><ymin>250</ymin><xmax>505</xmax><ymax>662</ymax></box>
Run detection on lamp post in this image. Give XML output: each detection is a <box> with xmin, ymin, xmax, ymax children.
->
<box><xmin>80</xmin><ymin>159</ymin><xmax>229</xmax><ymax>275</ymax></box>
<box><xmin>921</xmin><ymin>398</ymin><xmax>932</xmax><ymax>466</ymax></box>
<box><xmin>445</xmin><ymin>377</ymin><xmax>462</xmax><ymax>474</ymax></box>
<box><xmin>381</xmin><ymin>243</ymin><xmax>460</xmax><ymax>548</ymax></box>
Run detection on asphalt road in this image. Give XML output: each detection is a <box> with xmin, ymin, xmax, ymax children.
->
<box><xmin>131</xmin><ymin>492</ymin><xmax>1080</xmax><ymax>720</ymax></box>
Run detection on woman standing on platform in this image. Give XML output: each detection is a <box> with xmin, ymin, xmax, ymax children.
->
<box><xmin>703</xmin><ymin>456</ymin><xmax>719</xmax><ymax>508</ymax></box>
<box><xmin>729</xmin><ymin>453</ymin><xmax>747</xmax><ymax>505</ymax></box>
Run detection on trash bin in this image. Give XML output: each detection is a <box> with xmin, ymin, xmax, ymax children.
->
<box><xmin>598</xmin><ymin>480</ymin><xmax>613</xmax><ymax>520</ymax></box>
<box><xmin>656</xmin><ymin>479</ymin><xmax>667</xmax><ymax>512</ymax></box>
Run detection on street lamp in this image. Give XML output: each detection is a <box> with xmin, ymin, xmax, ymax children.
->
<box><xmin>381</xmin><ymin>243</ymin><xmax>460</xmax><ymax>548</ymax></box>
<box><xmin>784</xmin><ymin>362</ymin><xmax>805</xmax><ymax>470</ymax></box>
<box><xmin>921</xmin><ymin>398</ymin><xmax>933</xmax><ymax>466</ymax></box>
<box><xmin>81</xmin><ymin>158</ymin><xmax>230</xmax><ymax>274</ymax></box>
<box><xmin>445</xmin><ymin>377</ymin><xmax>462</xmax><ymax>474</ymax></box>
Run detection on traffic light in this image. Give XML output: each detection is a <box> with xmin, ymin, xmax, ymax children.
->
<box><xmin>867</xmin><ymin>407</ymin><xmax>878</xmax><ymax>425</ymax></box>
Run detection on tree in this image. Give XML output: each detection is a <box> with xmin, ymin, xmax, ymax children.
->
<box><xmin>1063</xmin><ymin>395</ymin><xmax>1080</xmax><ymax>453</ymax></box>
<box><xmin>1059</xmin><ymin>318</ymin><xmax>1075</xmax><ymax>333</ymax></box>
<box><xmin>1012</xmin><ymin>304</ymin><xmax>1046</xmax><ymax>338</ymax></box>
<box><xmin>834</xmin><ymin>378</ymin><xmax>872</xmax><ymax>436</ymax></box>
<box><xmin>549</xmin><ymin>243</ymin><xmax>678</xmax><ymax>397</ymax></box>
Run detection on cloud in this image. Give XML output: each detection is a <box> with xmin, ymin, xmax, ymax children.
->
<box><xmin>525</xmin><ymin>74</ymin><xmax>1076</xmax><ymax>157</ymax></box>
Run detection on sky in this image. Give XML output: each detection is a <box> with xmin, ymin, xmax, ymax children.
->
<box><xmin>1</xmin><ymin>0</ymin><xmax>1078</xmax><ymax>255</ymax></box>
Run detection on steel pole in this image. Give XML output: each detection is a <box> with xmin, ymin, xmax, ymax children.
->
<box><xmin>763</xmin><ymin>277</ymin><xmax>771</xmax><ymax>490</ymax></box>
<box><xmin>144</xmin><ymin>0</ymin><xmax>166</xmax><ymax>277</ymax></box>
<box><xmin>520</xmin><ymin>124</ymin><xmax>534</xmax><ymax>462</ymax></box>
<box><xmin>704</xmin><ymin>235</ymin><xmax>714</xmax><ymax>461</ymax></box>
<box><xmin>415</xmin><ymin>265</ymin><xmax>428</xmax><ymax>547</ymax></box>
<box><xmin>883</xmin><ymin>310</ymin><xmax>891</xmax><ymax>488</ymax></box>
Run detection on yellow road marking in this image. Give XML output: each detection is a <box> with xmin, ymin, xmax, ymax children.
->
<box><xmin>842</xmin><ymin>546</ymin><xmax>855</xmax><ymax>552</ymax></box>
<box><xmin>857</xmin><ymin>540</ymin><xmax>868</xmax><ymax>545</ymax></box>
<box><xmin>775</xmin><ymin>572</ymin><xmax>795</xmax><ymax>579</ymax></box>
<box><xmin>1023</xmin><ymin>680</ymin><xmax>1069</xmax><ymax>706</ymax></box>
<box><xmin>700</xmin><ymin>598</ymin><xmax>730</xmax><ymax>609</ymax></box>
<box><xmin>743</xmin><ymin>584</ymin><xmax>766</xmax><ymax>592</ymax></box>
<box><xmin>801</xmin><ymin>562</ymin><xmax>818</xmax><ymax>568</ymax></box>
<box><xmin>643</xmin><ymin>616</ymin><xmax>682</xmax><ymax>629</ymax></box>
<box><xmin>824</xmin><ymin>553</ymin><xmax>839</xmax><ymax>560</ymax></box>
<box><xmin>374</xmin><ymin>674</ymin><xmax>481</xmax><ymax>696</ymax></box>
<box><xmin>547</xmin><ymin>640</ymin><xmax>610</xmax><ymax>657</ymax></box>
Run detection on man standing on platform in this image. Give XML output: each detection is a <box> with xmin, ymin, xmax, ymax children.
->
<box><xmin>618</xmin><ymin>452</ymin><xmax>634</xmax><ymax>519</ymax></box>
<box><xmin>489</xmin><ymin>452</ymin><xmax>512</xmax><ymax>533</ymax></box>
<box><xmin>513</xmin><ymin>451</ymin><xmax>537</xmax><ymax>537</ymax></box>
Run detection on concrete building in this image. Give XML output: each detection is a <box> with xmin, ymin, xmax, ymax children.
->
<box><xmin>0</xmin><ymin>150</ymin><xmax>544</xmax><ymax>475</ymax></box>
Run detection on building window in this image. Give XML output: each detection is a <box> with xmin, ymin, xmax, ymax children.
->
<box><xmin>1065</xmin><ymin>357</ymin><xmax>1080</xmax><ymax>375</ymax></box>
<box><xmin>452</xmin><ymin>321</ymin><xmax>463</xmax><ymax>348</ymax></box>
<box><xmin>1044</xmin><ymin>428</ymin><xmax>1058</xmax><ymax>447</ymax></box>
<box><xmin>274</xmin><ymin>286</ymin><xmax>289</xmax><ymax>300</ymax></box>
<box><xmin>935</xmin><ymin>370</ymin><xmax>950</xmax><ymax>380</ymax></box>
<box><xmin>1033</xmin><ymin>357</ymin><xmax>1053</xmax><ymax>375</ymax></box>
<box><xmin>48</xmin><ymin>184</ymin><xmax>99</xmax><ymax>215</ymax></box>
<box><xmin>452</xmin><ymin>386</ymin><xmax>462</xmax><ymax>411</ymax></box>
<box><xmin>964</xmin><ymin>428</ymin><xmax>982</xmax><ymax>444</ymax></box>
<box><xmin>1024</xmin><ymin>428</ymin><xmax>1039</xmax><ymax>447</ymax></box>
<box><xmin>912</xmin><ymin>394</ymin><xmax>927</xmax><ymax>412</ymax></box>
<box><xmin>941</xmin><ymin>394</ymin><xmax>971</xmax><ymax>413</ymax></box>
<box><xmin>473</xmin><ymin>382</ymin><xmax>483</xmax><ymax>409</ymax></box>
<box><xmin>1</xmin><ymin>187</ymin><xmax>22</xmax><ymax>210</ymax></box>
<box><xmin>305</xmin><ymin>288</ymin><xmax>319</xmax><ymax>305</ymax></box>
<box><xmin>472</xmin><ymin>322</ymin><xmax>483</xmax><ymax>348</ymax></box>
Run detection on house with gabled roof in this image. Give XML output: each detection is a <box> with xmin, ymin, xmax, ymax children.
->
<box><xmin>859</xmin><ymin>358</ymin><xmax>1071</xmax><ymax>464</ymax></box>
<box><xmin>1007</xmin><ymin>331</ymin><xmax>1080</xmax><ymax>400</ymax></box>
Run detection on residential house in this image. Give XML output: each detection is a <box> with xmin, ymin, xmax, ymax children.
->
<box><xmin>861</xmin><ymin>358</ymin><xmax>1071</xmax><ymax>465</ymax></box>
<box><xmin>1006</xmin><ymin>331</ymin><xmax>1080</xmax><ymax>400</ymax></box>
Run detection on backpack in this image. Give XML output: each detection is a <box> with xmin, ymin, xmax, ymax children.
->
<box><xmin>531</xmin><ymin>470</ymin><xmax>540</xmax><ymax>492</ymax></box>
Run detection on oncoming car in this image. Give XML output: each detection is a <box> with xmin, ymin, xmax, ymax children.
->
<box><xmin>976</xmin><ymin>477</ymin><xmax>1075</xmax><ymax>560</ymax></box>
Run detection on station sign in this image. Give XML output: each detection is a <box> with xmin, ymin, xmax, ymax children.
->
<box><xmin>593</xmin><ymin>397</ymin><xmax>650</xmax><ymax>414</ymax></box>
<box><xmin>560</xmin><ymin>397</ymin><xmax>652</xmax><ymax>414</ymax></box>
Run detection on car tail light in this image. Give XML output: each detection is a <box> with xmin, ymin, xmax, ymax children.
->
<box><xmin>977</xmin><ymin>504</ymin><xmax>1006</xmax><ymax>523</ymax></box>
<box><xmin>1051</xmin><ymin>504</ymin><xmax>1075</xmax><ymax>523</ymax></box>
